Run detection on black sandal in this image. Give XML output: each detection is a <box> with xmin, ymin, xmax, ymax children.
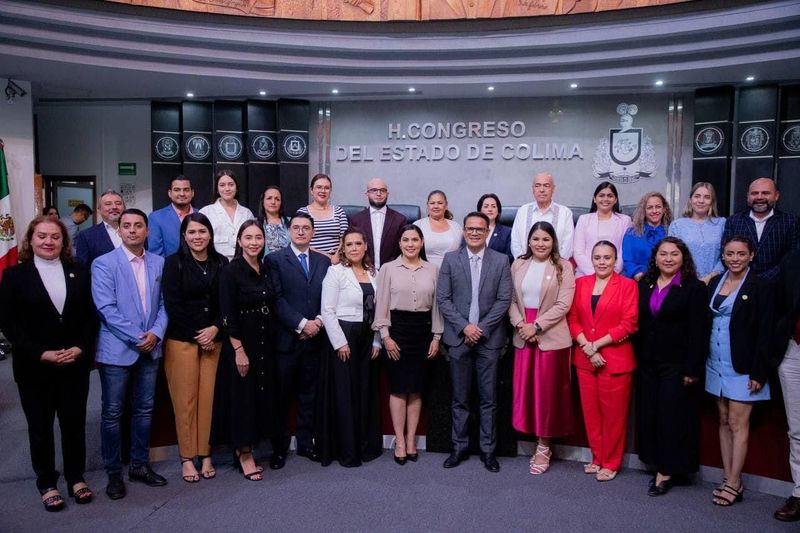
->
<box><xmin>68</xmin><ymin>482</ymin><xmax>93</xmax><ymax>504</ymax></box>
<box><xmin>198</xmin><ymin>455</ymin><xmax>216</xmax><ymax>480</ymax></box>
<box><xmin>234</xmin><ymin>450</ymin><xmax>263</xmax><ymax>481</ymax></box>
<box><xmin>40</xmin><ymin>487</ymin><xmax>65</xmax><ymax>512</ymax></box>
<box><xmin>181</xmin><ymin>457</ymin><xmax>200</xmax><ymax>483</ymax></box>
<box><xmin>713</xmin><ymin>483</ymin><xmax>743</xmax><ymax>506</ymax></box>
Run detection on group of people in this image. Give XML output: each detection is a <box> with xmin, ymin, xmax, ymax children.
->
<box><xmin>1</xmin><ymin>170</ymin><xmax>799</xmax><ymax>523</ymax></box>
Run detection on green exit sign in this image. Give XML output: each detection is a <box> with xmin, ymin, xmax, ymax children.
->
<box><xmin>118</xmin><ymin>162</ymin><xmax>137</xmax><ymax>176</ymax></box>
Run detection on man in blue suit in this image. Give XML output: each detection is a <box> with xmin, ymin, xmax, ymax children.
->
<box><xmin>266</xmin><ymin>212</ymin><xmax>331</xmax><ymax>469</ymax></box>
<box><xmin>76</xmin><ymin>190</ymin><xmax>125</xmax><ymax>265</ymax></box>
<box><xmin>92</xmin><ymin>208</ymin><xmax>169</xmax><ymax>500</ymax></box>
<box><xmin>147</xmin><ymin>176</ymin><xmax>196</xmax><ymax>257</ymax></box>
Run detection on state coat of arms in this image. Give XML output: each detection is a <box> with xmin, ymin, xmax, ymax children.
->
<box><xmin>592</xmin><ymin>103</ymin><xmax>656</xmax><ymax>184</ymax></box>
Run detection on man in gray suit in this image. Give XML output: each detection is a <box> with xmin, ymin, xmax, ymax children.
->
<box><xmin>437</xmin><ymin>211</ymin><xmax>512</xmax><ymax>472</ymax></box>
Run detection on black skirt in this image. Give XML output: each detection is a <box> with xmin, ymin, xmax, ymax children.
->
<box><xmin>385</xmin><ymin>310</ymin><xmax>433</xmax><ymax>394</ymax></box>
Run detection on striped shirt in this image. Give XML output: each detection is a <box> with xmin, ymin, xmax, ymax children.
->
<box><xmin>298</xmin><ymin>205</ymin><xmax>348</xmax><ymax>255</ymax></box>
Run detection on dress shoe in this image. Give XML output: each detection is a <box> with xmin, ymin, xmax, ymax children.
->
<box><xmin>296</xmin><ymin>447</ymin><xmax>321</xmax><ymax>463</ymax></box>
<box><xmin>394</xmin><ymin>454</ymin><xmax>407</xmax><ymax>465</ymax></box>
<box><xmin>406</xmin><ymin>453</ymin><xmax>419</xmax><ymax>462</ymax></box>
<box><xmin>648</xmin><ymin>477</ymin><xmax>673</xmax><ymax>497</ymax></box>
<box><xmin>443</xmin><ymin>451</ymin><xmax>468</xmax><ymax>469</ymax></box>
<box><xmin>270</xmin><ymin>454</ymin><xmax>286</xmax><ymax>470</ymax></box>
<box><xmin>128</xmin><ymin>464</ymin><xmax>168</xmax><ymax>487</ymax></box>
<box><xmin>774</xmin><ymin>496</ymin><xmax>800</xmax><ymax>522</ymax></box>
<box><xmin>480</xmin><ymin>453</ymin><xmax>500</xmax><ymax>473</ymax></box>
<box><xmin>106</xmin><ymin>474</ymin><xmax>126</xmax><ymax>500</ymax></box>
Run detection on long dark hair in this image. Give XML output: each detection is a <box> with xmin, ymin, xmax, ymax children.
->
<box><xmin>337</xmin><ymin>227</ymin><xmax>375</xmax><ymax>274</ymax></box>
<box><xmin>177</xmin><ymin>212</ymin><xmax>225</xmax><ymax>266</ymax></box>
<box><xmin>643</xmin><ymin>236</ymin><xmax>697</xmax><ymax>283</ymax></box>
<box><xmin>476</xmin><ymin>193</ymin><xmax>502</xmax><ymax>219</ymax></box>
<box><xmin>18</xmin><ymin>215</ymin><xmax>74</xmax><ymax>263</ymax></box>
<box><xmin>520</xmin><ymin>221</ymin><xmax>563</xmax><ymax>283</ymax></box>
<box><xmin>233</xmin><ymin>219</ymin><xmax>265</xmax><ymax>262</ymax></box>
<box><xmin>589</xmin><ymin>181</ymin><xmax>621</xmax><ymax>214</ymax></box>
<box><xmin>398</xmin><ymin>224</ymin><xmax>427</xmax><ymax>262</ymax></box>
<box><xmin>214</xmin><ymin>169</ymin><xmax>240</xmax><ymax>201</ymax></box>
<box><xmin>259</xmin><ymin>185</ymin><xmax>284</xmax><ymax>219</ymax></box>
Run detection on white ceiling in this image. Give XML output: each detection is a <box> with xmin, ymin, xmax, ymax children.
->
<box><xmin>1</xmin><ymin>0</ymin><xmax>799</xmax><ymax>102</ymax></box>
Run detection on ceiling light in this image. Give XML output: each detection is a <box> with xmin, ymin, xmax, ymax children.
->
<box><xmin>745</xmin><ymin>75</ymin><xmax>755</xmax><ymax>82</ymax></box>
<box><xmin>331</xmin><ymin>88</ymin><xmax>339</xmax><ymax>94</ymax></box>
<box><xmin>408</xmin><ymin>87</ymin><xmax>416</xmax><ymax>93</ymax></box>
<box><xmin>258</xmin><ymin>90</ymin><xmax>267</xmax><ymax>96</ymax></box>
<box><xmin>487</xmin><ymin>86</ymin><xmax>495</xmax><ymax>91</ymax></box>
<box><xmin>186</xmin><ymin>92</ymin><xmax>194</xmax><ymax>98</ymax></box>
<box><xmin>654</xmin><ymin>80</ymin><xmax>664</xmax><ymax>87</ymax></box>
<box><xmin>569</xmin><ymin>83</ymin><xmax>578</xmax><ymax>89</ymax></box>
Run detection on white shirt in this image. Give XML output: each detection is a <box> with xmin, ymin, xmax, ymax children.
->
<box><xmin>104</xmin><ymin>221</ymin><xmax>123</xmax><ymax>249</ymax></box>
<box><xmin>122</xmin><ymin>246</ymin><xmax>148</xmax><ymax>314</ymax></box>
<box><xmin>413</xmin><ymin>217</ymin><xmax>462</xmax><ymax>268</ymax></box>
<box><xmin>510</xmin><ymin>201</ymin><xmax>574</xmax><ymax>260</ymax></box>
<box><xmin>522</xmin><ymin>259</ymin><xmax>547</xmax><ymax>309</ymax></box>
<box><xmin>749</xmin><ymin>209</ymin><xmax>774</xmax><ymax>241</ymax></box>
<box><xmin>33</xmin><ymin>255</ymin><xmax>66</xmax><ymax>314</ymax></box>
<box><xmin>370</xmin><ymin>206</ymin><xmax>386</xmax><ymax>269</ymax></box>
<box><xmin>200</xmin><ymin>199</ymin><xmax>255</xmax><ymax>260</ymax></box>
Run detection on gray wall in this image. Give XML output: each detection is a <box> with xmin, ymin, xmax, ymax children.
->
<box><xmin>311</xmin><ymin>94</ymin><xmax>694</xmax><ymax>220</ymax></box>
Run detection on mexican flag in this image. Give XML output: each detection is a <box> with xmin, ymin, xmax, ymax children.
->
<box><xmin>0</xmin><ymin>138</ymin><xmax>18</xmax><ymax>280</ymax></box>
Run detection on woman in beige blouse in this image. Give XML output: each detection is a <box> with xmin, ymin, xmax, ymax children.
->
<box><xmin>373</xmin><ymin>224</ymin><xmax>443</xmax><ymax>465</ymax></box>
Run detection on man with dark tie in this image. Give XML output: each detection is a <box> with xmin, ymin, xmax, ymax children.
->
<box><xmin>722</xmin><ymin>177</ymin><xmax>799</xmax><ymax>280</ymax></box>
<box><xmin>92</xmin><ymin>208</ymin><xmax>168</xmax><ymax>499</ymax></box>
<box><xmin>436</xmin><ymin>212</ymin><xmax>512</xmax><ymax>472</ymax></box>
<box><xmin>75</xmin><ymin>190</ymin><xmax>125</xmax><ymax>265</ymax></box>
<box><xmin>265</xmin><ymin>212</ymin><xmax>331</xmax><ymax>469</ymax></box>
<box><xmin>147</xmin><ymin>175</ymin><xmax>197</xmax><ymax>257</ymax></box>
<box><xmin>348</xmin><ymin>178</ymin><xmax>406</xmax><ymax>270</ymax></box>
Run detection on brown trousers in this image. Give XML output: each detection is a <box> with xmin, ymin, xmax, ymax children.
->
<box><xmin>164</xmin><ymin>339</ymin><xmax>221</xmax><ymax>457</ymax></box>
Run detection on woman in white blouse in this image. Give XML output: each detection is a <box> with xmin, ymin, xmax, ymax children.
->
<box><xmin>200</xmin><ymin>170</ymin><xmax>255</xmax><ymax>261</ymax></box>
<box><xmin>573</xmin><ymin>181</ymin><xmax>632</xmax><ymax>278</ymax></box>
<box><xmin>413</xmin><ymin>190</ymin><xmax>462</xmax><ymax>268</ymax></box>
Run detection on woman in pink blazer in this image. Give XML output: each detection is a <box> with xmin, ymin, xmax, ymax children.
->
<box><xmin>509</xmin><ymin>221</ymin><xmax>576</xmax><ymax>475</ymax></box>
<box><xmin>573</xmin><ymin>182</ymin><xmax>632</xmax><ymax>277</ymax></box>
<box><xmin>567</xmin><ymin>240</ymin><xmax>638</xmax><ymax>482</ymax></box>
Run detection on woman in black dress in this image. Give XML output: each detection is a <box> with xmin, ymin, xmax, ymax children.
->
<box><xmin>634</xmin><ymin>236</ymin><xmax>709</xmax><ymax>496</ymax></box>
<box><xmin>162</xmin><ymin>212</ymin><xmax>227</xmax><ymax>483</ymax></box>
<box><xmin>318</xmin><ymin>228</ymin><xmax>382</xmax><ymax>467</ymax></box>
<box><xmin>210</xmin><ymin>220</ymin><xmax>272</xmax><ymax>481</ymax></box>
<box><xmin>373</xmin><ymin>225</ymin><xmax>442</xmax><ymax>464</ymax></box>
<box><xmin>0</xmin><ymin>216</ymin><xmax>98</xmax><ymax>511</ymax></box>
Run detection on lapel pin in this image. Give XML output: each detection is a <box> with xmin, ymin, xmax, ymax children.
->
<box><xmin>742</xmin><ymin>294</ymin><xmax>748</xmax><ymax>300</ymax></box>
<box><xmin>69</xmin><ymin>273</ymin><xmax>75</xmax><ymax>278</ymax></box>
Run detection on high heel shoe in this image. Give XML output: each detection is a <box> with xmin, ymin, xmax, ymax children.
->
<box><xmin>529</xmin><ymin>444</ymin><xmax>552</xmax><ymax>475</ymax></box>
<box><xmin>39</xmin><ymin>487</ymin><xmax>65</xmax><ymax>512</ymax></box>
<box><xmin>406</xmin><ymin>453</ymin><xmax>419</xmax><ymax>462</ymax></box>
<box><xmin>68</xmin><ymin>481</ymin><xmax>93</xmax><ymax>504</ymax></box>
<box><xmin>198</xmin><ymin>455</ymin><xmax>216</xmax><ymax>480</ymax></box>
<box><xmin>181</xmin><ymin>457</ymin><xmax>200</xmax><ymax>483</ymax></box>
<box><xmin>234</xmin><ymin>450</ymin><xmax>263</xmax><ymax>481</ymax></box>
<box><xmin>394</xmin><ymin>454</ymin><xmax>407</xmax><ymax>465</ymax></box>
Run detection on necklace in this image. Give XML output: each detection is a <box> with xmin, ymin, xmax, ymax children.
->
<box><xmin>194</xmin><ymin>257</ymin><xmax>209</xmax><ymax>275</ymax></box>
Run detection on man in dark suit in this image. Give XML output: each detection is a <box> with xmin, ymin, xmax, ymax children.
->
<box><xmin>722</xmin><ymin>177</ymin><xmax>799</xmax><ymax>280</ymax></box>
<box><xmin>147</xmin><ymin>175</ymin><xmax>196</xmax><ymax>257</ymax></box>
<box><xmin>774</xmin><ymin>250</ymin><xmax>800</xmax><ymax>522</ymax></box>
<box><xmin>436</xmin><ymin>212</ymin><xmax>512</xmax><ymax>472</ymax></box>
<box><xmin>265</xmin><ymin>212</ymin><xmax>331</xmax><ymax>469</ymax></box>
<box><xmin>75</xmin><ymin>190</ymin><xmax>125</xmax><ymax>265</ymax></box>
<box><xmin>348</xmin><ymin>178</ymin><xmax>406</xmax><ymax>269</ymax></box>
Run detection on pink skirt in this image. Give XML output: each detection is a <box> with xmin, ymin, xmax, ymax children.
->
<box><xmin>512</xmin><ymin>308</ymin><xmax>575</xmax><ymax>437</ymax></box>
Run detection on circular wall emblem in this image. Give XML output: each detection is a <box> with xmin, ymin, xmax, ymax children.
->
<box><xmin>782</xmin><ymin>125</ymin><xmax>800</xmax><ymax>153</ymax></box>
<box><xmin>740</xmin><ymin>126</ymin><xmax>769</xmax><ymax>154</ymax></box>
<box><xmin>155</xmin><ymin>136</ymin><xmax>179</xmax><ymax>160</ymax></box>
<box><xmin>251</xmin><ymin>134</ymin><xmax>276</xmax><ymax>160</ymax></box>
<box><xmin>218</xmin><ymin>135</ymin><xmax>243</xmax><ymax>160</ymax></box>
<box><xmin>282</xmin><ymin>134</ymin><xmax>307</xmax><ymax>160</ymax></box>
<box><xmin>695</xmin><ymin>126</ymin><xmax>724</xmax><ymax>155</ymax></box>
<box><xmin>185</xmin><ymin>135</ymin><xmax>211</xmax><ymax>160</ymax></box>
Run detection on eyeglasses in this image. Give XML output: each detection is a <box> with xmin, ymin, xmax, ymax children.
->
<box><xmin>367</xmin><ymin>188</ymin><xmax>388</xmax><ymax>194</ymax></box>
<box><xmin>291</xmin><ymin>225</ymin><xmax>312</xmax><ymax>232</ymax></box>
<box><xmin>464</xmin><ymin>227</ymin><xmax>487</xmax><ymax>234</ymax></box>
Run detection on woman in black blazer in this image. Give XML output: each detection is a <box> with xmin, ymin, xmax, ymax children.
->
<box><xmin>162</xmin><ymin>212</ymin><xmax>228</xmax><ymax>483</ymax></box>
<box><xmin>477</xmin><ymin>193</ymin><xmax>513</xmax><ymax>261</ymax></box>
<box><xmin>634</xmin><ymin>237</ymin><xmax>709</xmax><ymax>496</ymax></box>
<box><xmin>705</xmin><ymin>235</ymin><xmax>773</xmax><ymax>506</ymax></box>
<box><xmin>0</xmin><ymin>216</ymin><xmax>98</xmax><ymax>511</ymax></box>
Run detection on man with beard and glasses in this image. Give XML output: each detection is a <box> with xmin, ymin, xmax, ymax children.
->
<box><xmin>75</xmin><ymin>190</ymin><xmax>125</xmax><ymax>266</ymax></box>
<box><xmin>348</xmin><ymin>178</ymin><xmax>406</xmax><ymax>270</ymax></box>
<box><xmin>722</xmin><ymin>177</ymin><xmax>799</xmax><ymax>280</ymax></box>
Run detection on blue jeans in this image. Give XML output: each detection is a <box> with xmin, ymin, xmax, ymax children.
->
<box><xmin>98</xmin><ymin>354</ymin><xmax>159</xmax><ymax>474</ymax></box>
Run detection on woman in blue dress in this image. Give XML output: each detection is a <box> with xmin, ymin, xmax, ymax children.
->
<box><xmin>706</xmin><ymin>235</ymin><xmax>773</xmax><ymax>506</ymax></box>
<box><xmin>669</xmin><ymin>182</ymin><xmax>725</xmax><ymax>284</ymax></box>
<box><xmin>622</xmin><ymin>192</ymin><xmax>672</xmax><ymax>281</ymax></box>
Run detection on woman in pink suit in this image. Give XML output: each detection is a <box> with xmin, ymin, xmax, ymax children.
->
<box><xmin>567</xmin><ymin>240</ymin><xmax>638</xmax><ymax>482</ymax></box>
<box><xmin>573</xmin><ymin>181</ymin><xmax>632</xmax><ymax>278</ymax></box>
<box><xmin>510</xmin><ymin>221</ymin><xmax>576</xmax><ymax>475</ymax></box>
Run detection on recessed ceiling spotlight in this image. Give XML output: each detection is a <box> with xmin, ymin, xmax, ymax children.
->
<box><xmin>331</xmin><ymin>88</ymin><xmax>339</xmax><ymax>94</ymax></box>
<box><xmin>569</xmin><ymin>83</ymin><xmax>578</xmax><ymax>89</ymax></box>
<box><xmin>487</xmin><ymin>86</ymin><xmax>495</xmax><ymax>91</ymax></box>
<box><xmin>654</xmin><ymin>80</ymin><xmax>664</xmax><ymax>87</ymax></box>
<box><xmin>409</xmin><ymin>87</ymin><xmax>416</xmax><ymax>93</ymax></box>
<box><xmin>259</xmin><ymin>90</ymin><xmax>267</xmax><ymax>96</ymax></box>
<box><xmin>186</xmin><ymin>92</ymin><xmax>194</xmax><ymax>98</ymax></box>
<box><xmin>745</xmin><ymin>75</ymin><xmax>756</xmax><ymax>82</ymax></box>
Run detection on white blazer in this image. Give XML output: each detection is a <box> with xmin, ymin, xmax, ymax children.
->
<box><xmin>199</xmin><ymin>199</ymin><xmax>255</xmax><ymax>261</ymax></box>
<box><xmin>321</xmin><ymin>263</ymin><xmax>380</xmax><ymax>350</ymax></box>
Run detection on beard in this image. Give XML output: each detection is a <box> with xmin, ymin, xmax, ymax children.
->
<box><xmin>749</xmin><ymin>199</ymin><xmax>774</xmax><ymax>213</ymax></box>
<box><xmin>369</xmin><ymin>198</ymin><xmax>387</xmax><ymax>209</ymax></box>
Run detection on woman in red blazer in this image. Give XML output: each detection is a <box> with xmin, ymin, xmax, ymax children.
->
<box><xmin>567</xmin><ymin>240</ymin><xmax>638</xmax><ymax>481</ymax></box>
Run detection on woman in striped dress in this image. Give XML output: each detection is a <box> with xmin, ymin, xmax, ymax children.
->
<box><xmin>297</xmin><ymin>174</ymin><xmax>348</xmax><ymax>262</ymax></box>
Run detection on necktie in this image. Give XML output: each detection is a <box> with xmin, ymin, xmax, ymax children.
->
<box><xmin>469</xmin><ymin>255</ymin><xmax>481</xmax><ymax>324</ymax></box>
<box><xmin>299</xmin><ymin>253</ymin><xmax>309</xmax><ymax>279</ymax></box>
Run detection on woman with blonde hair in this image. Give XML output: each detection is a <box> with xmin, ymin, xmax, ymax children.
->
<box><xmin>622</xmin><ymin>192</ymin><xmax>673</xmax><ymax>281</ymax></box>
<box><xmin>668</xmin><ymin>182</ymin><xmax>725</xmax><ymax>284</ymax></box>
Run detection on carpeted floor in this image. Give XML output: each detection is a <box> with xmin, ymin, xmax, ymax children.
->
<box><xmin>0</xmin><ymin>359</ymin><xmax>795</xmax><ymax>532</ymax></box>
